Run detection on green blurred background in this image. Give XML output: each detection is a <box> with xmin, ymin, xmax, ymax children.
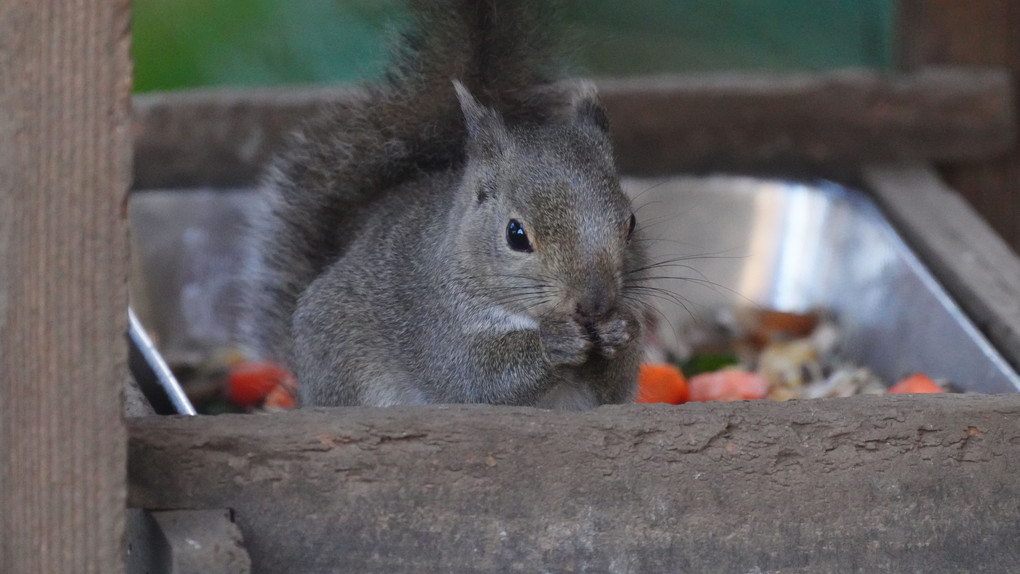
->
<box><xmin>132</xmin><ymin>0</ymin><xmax>897</xmax><ymax>93</ymax></box>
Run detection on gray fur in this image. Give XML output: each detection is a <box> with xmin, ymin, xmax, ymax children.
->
<box><xmin>238</xmin><ymin>0</ymin><xmax>651</xmax><ymax>408</ymax></box>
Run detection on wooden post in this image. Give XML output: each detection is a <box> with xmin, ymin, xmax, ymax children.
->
<box><xmin>899</xmin><ymin>0</ymin><xmax>1020</xmax><ymax>251</ymax></box>
<box><xmin>0</xmin><ymin>1</ymin><xmax>132</xmax><ymax>572</ymax></box>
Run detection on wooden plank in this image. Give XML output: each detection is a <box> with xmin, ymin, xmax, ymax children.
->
<box><xmin>602</xmin><ymin>68</ymin><xmax>1013</xmax><ymax>175</ymax></box>
<box><xmin>132</xmin><ymin>86</ymin><xmax>344</xmax><ymax>190</ymax></box>
<box><xmin>863</xmin><ymin>163</ymin><xmax>1020</xmax><ymax>374</ymax></box>
<box><xmin>0</xmin><ymin>1</ymin><xmax>131</xmax><ymax>572</ymax></box>
<box><xmin>129</xmin><ymin>395</ymin><xmax>1020</xmax><ymax>573</ymax></box>
<box><xmin>899</xmin><ymin>0</ymin><xmax>1020</xmax><ymax>253</ymax></box>
<box><xmin>131</xmin><ymin>69</ymin><xmax>1015</xmax><ymax>189</ymax></box>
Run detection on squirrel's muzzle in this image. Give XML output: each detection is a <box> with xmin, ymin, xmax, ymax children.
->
<box><xmin>575</xmin><ymin>280</ymin><xmax>615</xmax><ymax>321</ymax></box>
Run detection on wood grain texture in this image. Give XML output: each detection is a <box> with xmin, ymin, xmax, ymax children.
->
<box><xmin>131</xmin><ymin>69</ymin><xmax>1014</xmax><ymax>189</ymax></box>
<box><xmin>863</xmin><ymin>164</ymin><xmax>1020</xmax><ymax>375</ymax></box>
<box><xmin>129</xmin><ymin>395</ymin><xmax>1020</xmax><ymax>573</ymax></box>
<box><xmin>0</xmin><ymin>0</ymin><xmax>132</xmax><ymax>572</ymax></box>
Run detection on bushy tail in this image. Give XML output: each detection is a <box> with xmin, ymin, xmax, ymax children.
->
<box><xmin>238</xmin><ymin>0</ymin><xmax>566</xmax><ymax>363</ymax></box>
<box><xmin>392</xmin><ymin>0</ymin><xmax>565</xmax><ymax>116</ymax></box>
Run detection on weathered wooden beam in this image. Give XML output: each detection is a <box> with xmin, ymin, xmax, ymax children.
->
<box><xmin>864</xmin><ymin>163</ymin><xmax>1020</xmax><ymax>377</ymax></box>
<box><xmin>132</xmin><ymin>68</ymin><xmax>1014</xmax><ymax>189</ymax></box>
<box><xmin>129</xmin><ymin>394</ymin><xmax>1020</xmax><ymax>573</ymax></box>
<box><xmin>0</xmin><ymin>0</ymin><xmax>132</xmax><ymax>572</ymax></box>
<box><xmin>603</xmin><ymin>68</ymin><xmax>1013</xmax><ymax>175</ymax></box>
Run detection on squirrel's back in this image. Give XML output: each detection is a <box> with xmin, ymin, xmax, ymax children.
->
<box><xmin>238</xmin><ymin>0</ymin><xmax>571</xmax><ymax>364</ymax></box>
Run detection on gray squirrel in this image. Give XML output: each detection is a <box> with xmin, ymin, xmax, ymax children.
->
<box><xmin>238</xmin><ymin>0</ymin><xmax>651</xmax><ymax>409</ymax></box>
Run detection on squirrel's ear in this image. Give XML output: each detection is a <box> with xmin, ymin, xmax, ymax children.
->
<box><xmin>570</xmin><ymin>81</ymin><xmax>610</xmax><ymax>133</ymax></box>
<box><xmin>454</xmin><ymin>81</ymin><xmax>488</xmax><ymax>136</ymax></box>
<box><xmin>454</xmin><ymin>81</ymin><xmax>508</xmax><ymax>157</ymax></box>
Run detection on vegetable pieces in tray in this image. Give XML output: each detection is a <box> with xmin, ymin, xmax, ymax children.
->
<box><xmin>170</xmin><ymin>308</ymin><xmax>946</xmax><ymax>412</ymax></box>
<box><xmin>638</xmin><ymin>308</ymin><xmax>947</xmax><ymax>404</ymax></box>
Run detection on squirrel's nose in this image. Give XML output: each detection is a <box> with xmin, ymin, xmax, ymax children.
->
<box><xmin>576</xmin><ymin>288</ymin><xmax>613</xmax><ymax>320</ymax></box>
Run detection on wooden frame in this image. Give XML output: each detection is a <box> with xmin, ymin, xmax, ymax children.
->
<box><xmin>0</xmin><ymin>1</ymin><xmax>132</xmax><ymax>572</ymax></box>
<box><xmin>4</xmin><ymin>1</ymin><xmax>1020</xmax><ymax>571</ymax></box>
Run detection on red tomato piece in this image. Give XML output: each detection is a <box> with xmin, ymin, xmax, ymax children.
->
<box><xmin>227</xmin><ymin>361</ymin><xmax>295</xmax><ymax>408</ymax></box>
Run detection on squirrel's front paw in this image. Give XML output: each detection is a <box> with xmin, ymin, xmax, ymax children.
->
<box><xmin>589</xmin><ymin>317</ymin><xmax>632</xmax><ymax>359</ymax></box>
<box><xmin>541</xmin><ymin>319</ymin><xmax>592</xmax><ymax>367</ymax></box>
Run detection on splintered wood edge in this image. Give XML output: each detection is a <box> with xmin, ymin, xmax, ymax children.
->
<box><xmin>127</xmin><ymin>394</ymin><xmax>1020</xmax><ymax>572</ymax></box>
<box><xmin>132</xmin><ymin>68</ymin><xmax>1015</xmax><ymax>189</ymax></box>
<box><xmin>863</xmin><ymin>163</ymin><xmax>1020</xmax><ymax>375</ymax></box>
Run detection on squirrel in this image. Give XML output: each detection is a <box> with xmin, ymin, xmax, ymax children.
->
<box><xmin>237</xmin><ymin>0</ymin><xmax>651</xmax><ymax>409</ymax></box>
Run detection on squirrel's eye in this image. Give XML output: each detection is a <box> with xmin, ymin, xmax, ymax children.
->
<box><xmin>627</xmin><ymin>213</ymin><xmax>636</xmax><ymax>240</ymax></box>
<box><xmin>506</xmin><ymin>219</ymin><xmax>533</xmax><ymax>253</ymax></box>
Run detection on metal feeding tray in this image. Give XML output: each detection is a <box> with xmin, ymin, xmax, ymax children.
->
<box><xmin>128</xmin><ymin>175</ymin><xmax>1020</xmax><ymax>397</ymax></box>
<box><xmin>630</xmin><ymin>176</ymin><xmax>1020</xmax><ymax>394</ymax></box>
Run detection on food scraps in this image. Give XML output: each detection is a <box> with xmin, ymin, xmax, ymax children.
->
<box><xmin>638</xmin><ymin>308</ymin><xmax>949</xmax><ymax>404</ymax></box>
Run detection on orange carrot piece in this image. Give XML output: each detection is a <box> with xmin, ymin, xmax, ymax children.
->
<box><xmin>636</xmin><ymin>363</ymin><xmax>690</xmax><ymax>404</ymax></box>
<box><xmin>888</xmin><ymin>373</ymin><xmax>943</xmax><ymax>394</ymax></box>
